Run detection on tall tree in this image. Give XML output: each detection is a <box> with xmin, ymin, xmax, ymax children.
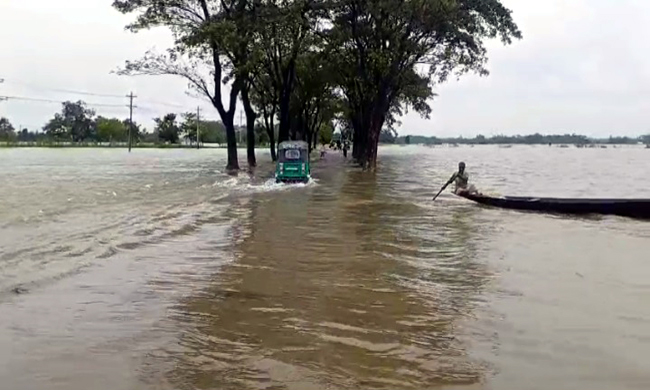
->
<box><xmin>96</xmin><ymin>117</ymin><xmax>127</xmax><ymax>142</ymax></box>
<box><xmin>252</xmin><ymin>0</ymin><xmax>324</xmax><ymax>143</ymax></box>
<box><xmin>289</xmin><ymin>49</ymin><xmax>341</xmax><ymax>152</ymax></box>
<box><xmin>326</xmin><ymin>0</ymin><xmax>521</xmax><ymax>169</ymax></box>
<box><xmin>181</xmin><ymin>112</ymin><xmax>200</xmax><ymax>144</ymax></box>
<box><xmin>113</xmin><ymin>0</ymin><xmax>244</xmax><ymax>170</ymax></box>
<box><xmin>249</xmin><ymin>70</ymin><xmax>279</xmax><ymax>161</ymax></box>
<box><xmin>204</xmin><ymin>0</ymin><xmax>263</xmax><ymax>167</ymax></box>
<box><xmin>43</xmin><ymin>101</ymin><xmax>96</xmax><ymax>142</ymax></box>
<box><xmin>0</xmin><ymin>117</ymin><xmax>16</xmax><ymax>141</ymax></box>
<box><xmin>155</xmin><ymin>113</ymin><xmax>181</xmax><ymax>143</ymax></box>
<box><xmin>201</xmin><ymin>120</ymin><xmax>228</xmax><ymax>144</ymax></box>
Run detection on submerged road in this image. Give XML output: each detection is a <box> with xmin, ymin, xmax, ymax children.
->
<box><xmin>1</xmin><ymin>145</ymin><xmax>649</xmax><ymax>389</ymax></box>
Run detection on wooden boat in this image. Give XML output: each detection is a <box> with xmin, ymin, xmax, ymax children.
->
<box><xmin>456</xmin><ymin>192</ymin><xmax>650</xmax><ymax>220</ymax></box>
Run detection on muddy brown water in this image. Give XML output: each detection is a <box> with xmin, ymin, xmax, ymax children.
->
<box><xmin>1</xmin><ymin>145</ymin><xmax>649</xmax><ymax>390</ymax></box>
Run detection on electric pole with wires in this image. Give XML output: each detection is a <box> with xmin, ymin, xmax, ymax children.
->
<box><xmin>196</xmin><ymin>106</ymin><xmax>201</xmax><ymax>149</ymax></box>
<box><xmin>127</xmin><ymin>92</ymin><xmax>137</xmax><ymax>152</ymax></box>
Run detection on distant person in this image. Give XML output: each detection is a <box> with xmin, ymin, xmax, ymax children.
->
<box><xmin>342</xmin><ymin>141</ymin><xmax>349</xmax><ymax>158</ymax></box>
<box><xmin>320</xmin><ymin>144</ymin><xmax>327</xmax><ymax>158</ymax></box>
<box><xmin>445</xmin><ymin>162</ymin><xmax>478</xmax><ymax>195</ymax></box>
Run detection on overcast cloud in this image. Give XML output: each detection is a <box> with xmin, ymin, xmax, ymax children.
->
<box><xmin>1</xmin><ymin>0</ymin><xmax>649</xmax><ymax>137</ymax></box>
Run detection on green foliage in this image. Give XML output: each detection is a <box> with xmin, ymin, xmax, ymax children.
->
<box><xmin>113</xmin><ymin>0</ymin><xmax>245</xmax><ymax>170</ymax></box>
<box><xmin>180</xmin><ymin>113</ymin><xmax>227</xmax><ymax>144</ymax></box>
<box><xmin>319</xmin><ymin>121</ymin><xmax>334</xmax><ymax>145</ymax></box>
<box><xmin>325</xmin><ymin>0</ymin><xmax>521</xmax><ymax>167</ymax></box>
<box><xmin>642</xmin><ymin>134</ymin><xmax>650</xmax><ymax>145</ymax></box>
<box><xmin>113</xmin><ymin>0</ymin><xmax>521</xmax><ymax>168</ymax></box>
<box><xmin>0</xmin><ymin>117</ymin><xmax>16</xmax><ymax>141</ymax></box>
<box><xmin>180</xmin><ymin>112</ymin><xmax>200</xmax><ymax>143</ymax></box>
<box><xmin>200</xmin><ymin>121</ymin><xmax>227</xmax><ymax>144</ymax></box>
<box><xmin>43</xmin><ymin>101</ymin><xmax>96</xmax><ymax>141</ymax></box>
<box><xmin>379</xmin><ymin>128</ymin><xmax>397</xmax><ymax>144</ymax></box>
<box><xmin>154</xmin><ymin>113</ymin><xmax>181</xmax><ymax>144</ymax></box>
<box><xmin>96</xmin><ymin>117</ymin><xmax>127</xmax><ymax>142</ymax></box>
<box><xmin>255</xmin><ymin>123</ymin><xmax>270</xmax><ymax>145</ymax></box>
<box><xmin>606</xmin><ymin>136</ymin><xmax>637</xmax><ymax>145</ymax></box>
<box><xmin>391</xmin><ymin>133</ymin><xmax>638</xmax><ymax>145</ymax></box>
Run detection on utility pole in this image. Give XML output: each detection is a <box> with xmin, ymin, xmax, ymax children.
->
<box><xmin>196</xmin><ymin>106</ymin><xmax>200</xmax><ymax>149</ymax></box>
<box><xmin>127</xmin><ymin>92</ymin><xmax>136</xmax><ymax>152</ymax></box>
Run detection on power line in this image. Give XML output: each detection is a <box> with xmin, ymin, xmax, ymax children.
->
<box><xmin>140</xmin><ymin>100</ymin><xmax>187</xmax><ymax>109</ymax></box>
<box><xmin>2</xmin><ymin>78</ymin><xmax>203</xmax><ymax>108</ymax></box>
<box><xmin>0</xmin><ymin>79</ymin><xmax>126</xmax><ymax>98</ymax></box>
<box><xmin>0</xmin><ymin>95</ymin><xmax>127</xmax><ymax>108</ymax></box>
<box><xmin>127</xmin><ymin>92</ymin><xmax>137</xmax><ymax>152</ymax></box>
<box><xmin>0</xmin><ymin>77</ymin><xmax>212</xmax><ymax>113</ymax></box>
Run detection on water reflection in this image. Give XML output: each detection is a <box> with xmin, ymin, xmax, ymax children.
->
<box><xmin>157</xmin><ymin>162</ymin><xmax>494</xmax><ymax>389</ymax></box>
<box><xmin>3</xmin><ymin>147</ymin><xmax>650</xmax><ymax>390</ymax></box>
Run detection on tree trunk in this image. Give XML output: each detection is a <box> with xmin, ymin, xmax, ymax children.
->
<box><xmin>351</xmin><ymin>112</ymin><xmax>367</xmax><ymax>163</ymax></box>
<box><xmin>364</xmin><ymin>110</ymin><xmax>386</xmax><ymax>170</ymax></box>
<box><xmin>245</xmin><ymin>115</ymin><xmax>256</xmax><ymax>168</ymax></box>
<box><xmin>241</xmin><ymin>84</ymin><xmax>257</xmax><ymax>168</ymax></box>
<box><xmin>266</xmin><ymin>114</ymin><xmax>277</xmax><ymax>162</ymax></box>
<box><xmin>278</xmin><ymin>89</ymin><xmax>291</xmax><ymax>143</ymax></box>
<box><xmin>223</xmin><ymin>115</ymin><xmax>239</xmax><ymax>171</ymax></box>
<box><xmin>268</xmin><ymin>127</ymin><xmax>277</xmax><ymax>161</ymax></box>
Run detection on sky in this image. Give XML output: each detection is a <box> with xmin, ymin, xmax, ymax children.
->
<box><xmin>1</xmin><ymin>0</ymin><xmax>650</xmax><ymax>138</ymax></box>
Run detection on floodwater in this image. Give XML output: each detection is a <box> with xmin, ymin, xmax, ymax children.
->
<box><xmin>1</xmin><ymin>145</ymin><xmax>649</xmax><ymax>390</ymax></box>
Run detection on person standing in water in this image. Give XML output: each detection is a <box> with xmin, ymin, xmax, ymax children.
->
<box><xmin>445</xmin><ymin>161</ymin><xmax>478</xmax><ymax>195</ymax></box>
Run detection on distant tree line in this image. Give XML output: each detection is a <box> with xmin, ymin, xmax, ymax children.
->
<box><xmin>0</xmin><ymin>100</ymin><xmax>336</xmax><ymax>146</ymax></box>
<box><xmin>2</xmin><ymin>111</ymin><xmax>648</xmax><ymax>147</ymax></box>
<box><xmin>383</xmin><ymin>133</ymin><xmax>650</xmax><ymax>145</ymax></box>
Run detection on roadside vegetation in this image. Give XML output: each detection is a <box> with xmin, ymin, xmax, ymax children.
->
<box><xmin>110</xmin><ymin>0</ymin><xmax>522</xmax><ymax>170</ymax></box>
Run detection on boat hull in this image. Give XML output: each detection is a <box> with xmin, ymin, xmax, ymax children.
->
<box><xmin>456</xmin><ymin>193</ymin><xmax>650</xmax><ymax>220</ymax></box>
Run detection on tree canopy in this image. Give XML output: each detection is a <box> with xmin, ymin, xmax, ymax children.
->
<box><xmin>0</xmin><ymin>117</ymin><xmax>16</xmax><ymax>141</ymax></box>
<box><xmin>113</xmin><ymin>0</ymin><xmax>521</xmax><ymax>169</ymax></box>
<box><xmin>154</xmin><ymin>113</ymin><xmax>181</xmax><ymax>144</ymax></box>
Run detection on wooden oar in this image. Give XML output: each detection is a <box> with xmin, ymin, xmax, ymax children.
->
<box><xmin>431</xmin><ymin>183</ymin><xmax>449</xmax><ymax>201</ymax></box>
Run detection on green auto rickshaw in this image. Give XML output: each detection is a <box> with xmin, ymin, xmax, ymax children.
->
<box><xmin>275</xmin><ymin>141</ymin><xmax>311</xmax><ymax>183</ymax></box>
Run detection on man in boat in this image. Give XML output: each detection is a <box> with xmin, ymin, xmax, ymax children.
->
<box><xmin>446</xmin><ymin>161</ymin><xmax>478</xmax><ymax>195</ymax></box>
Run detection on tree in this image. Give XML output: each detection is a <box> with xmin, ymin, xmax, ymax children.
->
<box><xmin>181</xmin><ymin>112</ymin><xmax>200</xmax><ymax>144</ymax></box>
<box><xmin>123</xmin><ymin>119</ymin><xmax>144</xmax><ymax>143</ymax></box>
<box><xmin>325</xmin><ymin>0</ymin><xmax>521</xmax><ymax>169</ymax></box>
<box><xmin>43</xmin><ymin>101</ymin><xmax>96</xmax><ymax>142</ymax></box>
<box><xmin>113</xmin><ymin>0</ymin><xmax>245</xmax><ymax>170</ymax></box>
<box><xmin>641</xmin><ymin>134</ymin><xmax>650</xmax><ymax>145</ymax></box>
<box><xmin>181</xmin><ymin>114</ymin><xmax>227</xmax><ymax>144</ymax></box>
<box><xmin>201</xmin><ymin>120</ymin><xmax>227</xmax><ymax>144</ymax></box>
<box><xmin>249</xmin><ymin>71</ymin><xmax>279</xmax><ymax>161</ymax></box>
<box><xmin>379</xmin><ymin>128</ymin><xmax>397</xmax><ymax>144</ymax></box>
<box><xmin>288</xmin><ymin>48</ymin><xmax>342</xmax><ymax>152</ymax></box>
<box><xmin>96</xmin><ymin>117</ymin><xmax>127</xmax><ymax>142</ymax></box>
<box><xmin>254</xmin><ymin>123</ymin><xmax>270</xmax><ymax>145</ymax></box>
<box><xmin>0</xmin><ymin>117</ymin><xmax>16</xmax><ymax>141</ymax></box>
<box><xmin>154</xmin><ymin>113</ymin><xmax>181</xmax><ymax>144</ymax></box>
<box><xmin>319</xmin><ymin>121</ymin><xmax>334</xmax><ymax>145</ymax></box>
<box><xmin>250</xmin><ymin>0</ymin><xmax>323</xmax><ymax>144</ymax></box>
